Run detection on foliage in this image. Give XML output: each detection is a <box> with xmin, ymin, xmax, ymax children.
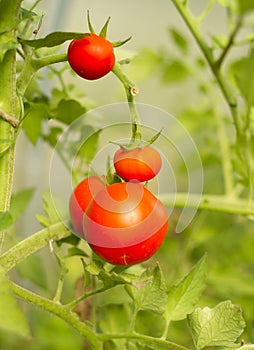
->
<box><xmin>0</xmin><ymin>0</ymin><xmax>254</xmax><ymax>349</ymax></box>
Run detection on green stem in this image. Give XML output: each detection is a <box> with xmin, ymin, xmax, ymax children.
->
<box><xmin>0</xmin><ymin>221</ymin><xmax>71</xmax><ymax>272</ymax></box>
<box><xmin>98</xmin><ymin>332</ymin><xmax>191</xmax><ymax>350</ymax></box>
<box><xmin>17</xmin><ymin>53</ymin><xmax>67</xmax><ymax>95</ymax></box>
<box><xmin>11</xmin><ymin>282</ymin><xmax>102</xmax><ymax>350</ymax></box>
<box><xmin>171</xmin><ymin>0</ymin><xmax>241</xmax><ymax>137</ymax></box>
<box><xmin>53</xmin><ymin>246</ymin><xmax>69</xmax><ymax>303</ymax></box>
<box><xmin>111</xmin><ymin>63</ymin><xmax>142</xmax><ymax>142</ymax></box>
<box><xmin>159</xmin><ymin>192</ymin><xmax>254</xmax><ymax>216</ymax></box>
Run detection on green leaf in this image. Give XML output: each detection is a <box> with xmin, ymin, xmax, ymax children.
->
<box><xmin>165</xmin><ymin>255</ymin><xmax>207</xmax><ymax>322</ymax></box>
<box><xmin>20</xmin><ymin>7</ymin><xmax>37</xmax><ymax>20</ymax></box>
<box><xmin>188</xmin><ymin>300</ymin><xmax>246</xmax><ymax>350</ymax></box>
<box><xmin>0</xmin><ymin>39</ymin><xmax>18</xmax><ymax>62</ymax></box>
<box><xmin>76</xmin><ymin>128</ymin><xmax>100</xmax><ymax>164</ymax></box>
<box><xmin>169</xmin><ymin>27</ymin><xmax>188</xmax><ymax>53</ymax></box>
<box><xmin>125</xmin><ymin>264</ymin><xmax>167</xmax><ymax>315</ymax></box>
<box><xmin>16</xmin><ymin>254</ymin><xmax>47</xmax><ymax>289</ymax></box>
<box><xmin>19</xmin><ymin>32</ymin><xmax>89</xmax><ymax>49</ymax></box>
<box><xmin>36</xmin><ymin>191</ymin><xmax>65</xmax><ymax>227</ymax></box>
<box><xmin>0</xmin><ymin>211</ymin><xmax>13</xmax><ymax>230</ymax></box>
<box><xmin>54</xmin><ymin>99</ymin><xmax>86</xmax><ymax>124</ymax></box>
<box><xmin>0</xmin><ymin>266</ymin><xmax>30</xmax><ymax>338</ymax></box>
<box><xmin>237</xmin><ymin>0</ymin><xmax>254</xmax><ymax>14</ymax></box>
<box><xmin>10</xmin><ymin>187</ymin><xmax>35</xmax><ymax>221</ymax></box>
<box><xmin>233</xmin><ymin>50</ymin><xmax>254</xmax><ymax>105</ymax></box>
<box><xmin>162</xmin><ymin>59</ymin><xmax>189</xmax><ymax>84</ymax></box>
<box><xmin>23</xmin><ymin>103</ymin><xmax>51</xmax><ymax>145</ymax></box>
<box><xmin>66</xmin><ymin>247</ymin><xmax>88</xmax><ymax>258</ymax></box>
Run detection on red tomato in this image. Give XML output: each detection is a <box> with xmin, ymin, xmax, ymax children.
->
<box><xmin>113</xmin><ymin>146</ymin><xmax>162</xmax><ymax>182</ymax></box>
<box><xmin>83</xmin><ymin>182</ymin><xmax>168</xmax><ymax>265</ymax></box>
<box><xmin>69</xmin><ymin>176</ymin><xmax>105</xmax><ymax>235</ymax></box>
<box><xmin>67</xmin><ymin>33</ymin><xmax>115</xmax><ymax>80</ymax></box>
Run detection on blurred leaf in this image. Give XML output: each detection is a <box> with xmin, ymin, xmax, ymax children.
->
<box><xmin>56</xmin><ymin>233</ymin><xmax>80</xmax><ymax>246</ymax></box>
<box><xmin>0</xmin><ymin>39</ymin><xmax>18</xmax><ymax>62</ymax></box>
<box><xmin>43</xmin><ymin>126</ymin><xmax>63</xmax><ymax>148</ymax></box>
<box><xmin>54</xmin><ymin>99</ymin><xmax>86</xmax><ymax>124</ymax></box>
<box><xmin>66</xmin><ymin>247</ymin><xmax>88</xmax><ymax>258</ymax></box>
<box><xmin>169</xmin><ymin>27</ymin><xmax>188</xmax><ymax>53</ymax></box>
<box><xmin>233</xmin><ymin>50</ymin><xmax>254</xmax><ymax>105</ymax></box>
<box><xmin>165</xmin><ymin>254</ymin><xmax>207</xmax><ymax>322</ymax></box>
<box><xmin>125</xmin><ymin>264</ymin><xmax>167</xmax><ymax>314</ymax></box>
<box><xmin>99</xmin><ymin>304</ymin><xmax>129</xmax><ymax>334</ymax></box>
<box><xmin>237</xmin><ymin>0</ymin><xmax>254</xmax><ymax>14</ymax></box>
<box><xmin>19</xmin><ymin>32</ymin><xmax>89</xmax><ymax>49</ymax></box>
<box><xmin>0</xmin><ymin>211</ymin><xmax>13</xmax><ymax>230</ymax></box>
<box><xmin>162</xmin><ymin>59</ymin><xmax>189</xmax><ymax>84</ymax></box>
<box><xmin>20</xmin><ymin>7</ymin><xmax>37</xmax><ymax>20</ymax></box>
<box><xmin>0</xmin><ymin>266</ymin><xmax>30</xmax><ymax>338</ymax></box>
<box><xmin>188</xmin><ymin>300</ymin><xmax>246</xmax><ymax>350</ymax></box>
<box><xmin>76</xmin><ymin>128</ymin><xmax>100</xmax><ymax>164</ymax></box>
<box><xmin>23</xmin><ymin>103</ymin><xmax>51</xmax><ymax>145</ymax></box>
<box><xmin>16</xmin><ymin>254</ymin><xmax>47</xmax><ymax>289</ymax></box>
<box><xmin>127</xmin><ymin>48</ymin><xmax>162</xmax><ymax>81</ymax></box>
<box><xmin>10</xmin><ymin>187</ymin><xmax>35</xmax><ymax>221</ymax></box>
<box><xmin>36</xmin><ymin>191</ymin><xmax>63</xmax><ymax>227</ymax></box>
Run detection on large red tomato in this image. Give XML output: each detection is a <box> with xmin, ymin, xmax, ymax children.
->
<box><xmin>83</xmin><ymin>182</ymin><xmax>168</xmax><ymax>265</ymax></box>
<box><xmin>69</xmin><ymin>176</ymin><xmax>105</xmax><ymax>235</ymax></box>
<box><xmin>67</xmin><ymin>33</ymin><xmax>115</xmax><ymax>80</ymax></box>
<box><xmin>113</xmin><ymin>146</ymin><xmax>162</xmax><ymax>182</ymax></box>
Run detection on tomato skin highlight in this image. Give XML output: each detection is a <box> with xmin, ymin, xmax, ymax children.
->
<box><xmin>67</xmin><ymin>33</ymin><xmax>115</xmax><ymax>80</ymax></box>
<box><xmin>83</xmin><ymin>182</ymin><xmax>168</xmax><ymax>265</ymax></box>
<box><xmin>69</xmin><ymin>176</ymin><xmax>105</xmax><ymax>235</ymax></box>
<box><xmin>113</xmin><ymin>146</ymin><xmax>162</xmax><ymax>182</ymax></box>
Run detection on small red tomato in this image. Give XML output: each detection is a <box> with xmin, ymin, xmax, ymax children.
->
<box><xmin>113</xmin><ymin>146</ymin><xmax>162</xmax><ymax>182</ymax></box>
<box><xmin>69</xmin><ymin>176</ymin><xmax>105</xmax><ymax>235</ymax></box>
<box><xmin>67</xmin><ymin>33</ymin><xmax>115</xmax><ymax>80</ymax></box>
<box><xmin>83</xmin><ymin>182</ymin><xmax>168</xmax><ymax>265</ymax></box>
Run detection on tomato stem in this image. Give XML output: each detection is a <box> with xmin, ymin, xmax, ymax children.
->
<box><xmin>111</xmin><ymin>63</ymin><xmax>142</xmax><ymax>144</ymax></box>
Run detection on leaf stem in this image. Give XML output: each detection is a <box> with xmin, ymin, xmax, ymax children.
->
<box><xmin>111</xmin><ymin>63</ymin><xmax>142</xmax><ymax>143</ymax></box>
<box><xmin>11</xmin><ymin>281</ymin><xmax>102</xmax><ymax>350</ymax></box>
<box><xmin>171</xmin><ymin>0</ymin><xmax>241</xmax><ymax>137</ymax></box>
<box><xmin>0</xmin><ymin>221</ymin><xmax>71</xmax><ymax>272</ymax></box>
<box><xmin>158</xmin><ymin>192</ymin><xmax>254</xmax><ymax>216</ymax></box>
<box><xmin>98</xmin><ymin>332</ymin><xmax>191</xmax><ymax>350</ymax></box>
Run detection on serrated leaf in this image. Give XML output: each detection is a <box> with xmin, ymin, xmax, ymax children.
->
<box><xmin>0</xmin><ymin>266</ymin><xmax>30</xmax><ymax>338</ymax></box>
<box><xmin>0</xmin><ymin>211</ymin><xmax>13</xmax><ymax>230</ymax></box>
<box><xmin>169</xmin><ymin>28</ymin><xmax>188</xmax><ymax>53</ymax></box>
<box><xmin>125</xmin><ymin>264</ymin><xmax>167</xmax><ymax>315</ymax></box>
<box><xmin>10</xmin><ymin>187</ymin><xmax>35</xmax><ymax>221</ymax></box>
<box><xmin>188</xmin><ymin>300</ymin><xmax>246</xmax><ymax>350</ymax></box>
<box><xmin>165</xmin><ymin>255</ymin><xmax>207</xmax><ymax>322</ymax></box>
<box><xmin>19</xmin><ymin>32</ymin><xmax>89</xmax><ymax>49</ymax></box>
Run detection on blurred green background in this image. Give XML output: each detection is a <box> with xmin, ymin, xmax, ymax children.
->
<box><xmin>2</xmin><ymin>0</ymin><xmax>254</xmax><ymax>349</ymax></box>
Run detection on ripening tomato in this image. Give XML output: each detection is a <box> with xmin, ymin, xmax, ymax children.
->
<box><xmin>113</xmin><ymin>146</ymin><xmax>162</xmax><ymax>182</ymax></box>
<box><xmin>83</xmin><ymin>182</ymin><xmax>168</xmax><ymax>265</ymax></box>
<box><xmin>69</xmin><ymin>176</ymin><xmax>105</xmax><ymax>235</ymax></box>
<box><xmin>67</xmin><ymin>33</ymin><xmax>115</xmax><ymax>80</ymax></box>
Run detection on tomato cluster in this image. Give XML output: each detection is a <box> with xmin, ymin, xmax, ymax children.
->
<box><xmin>69</xmin><ymin>145</ymin><xmax>168</xmax><ymax>266</ymax></box>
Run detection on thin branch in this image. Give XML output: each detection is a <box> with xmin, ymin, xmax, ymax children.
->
<box><xmin>215</xmin><ymin>17</ymin><xmax>242</xmax><ymax>69</ymax></box>
<box><xmin>0</xmin><ymin>109</ymin><xmax>19</xmax><ymax>127</ymax></box>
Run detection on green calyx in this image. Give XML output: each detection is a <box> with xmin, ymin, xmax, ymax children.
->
<box><xmin>86</xmin><ymin>10</ymin><xmax>131</xmax><ymax>47</ymax></box>
<box><xmin>110</xmin><ymin>129</ymin><xmax>162</xmax><ymax>151</ymax></box>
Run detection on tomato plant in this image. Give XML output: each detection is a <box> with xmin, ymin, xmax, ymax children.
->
<box><xmin>83</xmin><ymin>182</ymin><xmax>168</xmax><ymax>265</ymax></box>
<box><xmin>1</xmin><ymin>1</ymin><xmax>254</xmax><ymax>350</ymax></box>
<box><xmin>67</xmin><ymin>33</ymin><xmax>115</xmax><ymax>80</ymax></box>
<box><xmin>113</xmin><ymin>145</ymin><xmax>162</xmax><ymax>182</ymax></box>
<box><xmin>69</xmin><ymin>176</ymin><xmax>105</xmax><ymax>235</ymax></box>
